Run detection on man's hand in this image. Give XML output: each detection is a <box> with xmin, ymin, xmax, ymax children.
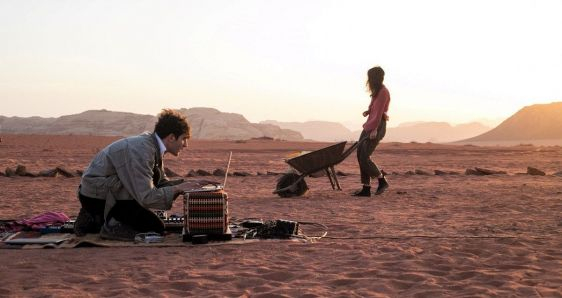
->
<box><xmin>369</xmin><ymin>129</ymin><xmax>377</xmax><ymax>140</ymax></box>
<box><xmin>173</xmin><ymin>179</ymin><xmax>220</xmax><ymax>196</ymax></box>
<box><xmin>383</xmin><ymin>114</ymin><xmax>389</xmax><ymax>121</ymax></box>
<box><xmin>362</xmin><ymin>110</ymin><xmax>369</xmax><ymax>117</ymax></box>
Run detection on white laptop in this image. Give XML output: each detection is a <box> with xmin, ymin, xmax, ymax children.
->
<box><xmin>184</xmin><ymin>152</ymin><xmax>231</xmax><ymax>193</ymax></box>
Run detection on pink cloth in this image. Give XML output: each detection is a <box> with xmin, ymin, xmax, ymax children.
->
<box><xmin>15</xmin><ymin>211</ymin><xmax>70</xmax><ymax>230</ymax></box>
<box><xmin>362</xmin><ymin>85</ymin><xmax>391</xmax><ymax>131</ymax></box>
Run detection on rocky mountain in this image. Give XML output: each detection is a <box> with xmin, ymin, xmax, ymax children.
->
<box><xmin>385</xmin><ymin>122</ymin><xmax>491</xmax><ymax>143</ymax></box>
<box><xmin>262</xmin><ymin>120</ymin><xmax>490</xmax><ymax>143</ymax></box>
<box><xmin>460</xmin><ymin>102</ymin><xmax>562</xmax><ymax>145</ymax></box>
<box><xmin>261</xmin><ymin>120</ymin><xmax>355</xmax><ymax>142</ymax></box>
<box><xmin>0</xmin><ymin>108</ymin><xmax>303</xmax><ymax>141</ymax></box>
<box><xmin>0</xmin><ymin>110</ymin><xmax>158</xmax><ymax>136</ymax></box>
<box><xmin>180</xmin><ymin>108</ymin><xmax>302</xmax><ymax>140</ymax></box>
<box><xmin>8</xmin><ymin>102</ymin><xmax>560</xmax><ymax>144</ymax></box>
<box><xmin>0</xmin><ymin>116</ymin><xmax>57</xmax><ymax>134</ymax></box>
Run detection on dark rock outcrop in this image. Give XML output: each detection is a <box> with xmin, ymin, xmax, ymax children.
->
<box><xmin>415</xmin><ymin>169</ymin><xmax>432</xmax><ymax>175</ymax></box>
<box><xmin>233</xmin><ymin>171</ymin><xmax>252</xmax><ymax>176</ymax></box>
<box><xmin>212</xmin><ymin>169</ymin><xmax>226</xmax><ymax>177</ymax></box>
<box><xmin>15</xmin><ymin>165</ymin><xmax>28</xmax><ymax>176</ymax></box>
<box><xmin>56</xmin><ymin>166</ymin><xmax>75</xmax><ymax>178</ymax></box>
<box><xmin>186</xmin><ymin>170</ymin><xmax>198</xmax><ymax>177</ymax></box>
<box><xmin>527</xmin><ymin>167</ymin><xmax>545</xmax><ymax>176</ymax></box>
<box><xmin>5</xmin><ymin>167</ymin><xmax>16</xmax><ymax>177</ymax></box>
<box><xmin>474</xmin><ymin>167</ymin><xmax>507</xmax><ymax>175</ymax></box>
<box><xmin>39</xmin><ymin>169</ymin><xmax>58</xmax><ymax>177</ymax></box>
<box><xmin>195</xmin><ymin>169</ymin><xmax>212</xmax><ymax>176</ymax></box>
<box><xmin>164</xmin><ymin>167</ymin><xmax>180</xmax><ymax>177</ymax></box>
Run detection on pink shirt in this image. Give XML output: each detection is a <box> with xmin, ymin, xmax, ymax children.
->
<box><xmin>362</xmin><ymin>85</ymin><xmax>390</xmax><ymax>131</ymax></box>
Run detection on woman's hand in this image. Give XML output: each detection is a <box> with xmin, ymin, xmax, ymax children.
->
<box><xmin>362</xmin><ymin>110</ymin><xmax>369</xmax><ymax>117</ymax></box>
<box><xmin>369</xmin><ymin>129</ymin><xmax>377</xmax><ymax>140</ymax></box>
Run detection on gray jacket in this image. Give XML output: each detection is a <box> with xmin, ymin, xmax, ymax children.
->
<box><xmin>79</xmin><ymin>132</ymin><xmax>176</xmax><ymax>218</ymax></box>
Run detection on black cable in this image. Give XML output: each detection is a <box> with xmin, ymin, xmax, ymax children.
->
<box><xmin>293</xmin><ymin>221</ymin><xmax>328</xmax><ymax>241</ymax></box>
<box><xmin>231</xmin><ymin>218</ymin><xmax>557</xmax><ymax>241</ymax></box>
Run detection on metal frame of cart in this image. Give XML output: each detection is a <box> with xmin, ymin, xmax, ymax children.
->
<box><xmin>274</xmin><ymin>139</ymin><xmax>366</xmax><ymax>197</ymax></box>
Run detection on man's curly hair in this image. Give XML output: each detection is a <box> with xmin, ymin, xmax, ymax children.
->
<box><xmin>154</xmin><ymin>109</ymin><xmax>191</xmax><ymax>139</ymax></box>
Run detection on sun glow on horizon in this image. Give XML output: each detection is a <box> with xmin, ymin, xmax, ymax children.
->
<box><xmin>1</xmin><ymin>0</ymin><xmax>561</xmax><ymax>129</ymax></box>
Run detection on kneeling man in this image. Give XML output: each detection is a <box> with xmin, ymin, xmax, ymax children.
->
<box><xmin>75</xmin><ymin>109</ymin><xmax>215</xmax><ymax>241</ymax></box>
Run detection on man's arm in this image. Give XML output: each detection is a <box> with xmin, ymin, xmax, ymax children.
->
<box><xmin>156</xmin><ymin>179</ymin><xmax>184</xmax><ymax>188</ymax></box>
<box><xmin>112</xmin><ymin>143</ymin><xmax>176</xmax><ymax>210</ymax></box>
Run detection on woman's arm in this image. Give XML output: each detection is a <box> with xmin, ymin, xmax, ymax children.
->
<box><xmin>362</xmin><ymin>87</ymin><xmax>390</xmax><ymax>133</ymax></box>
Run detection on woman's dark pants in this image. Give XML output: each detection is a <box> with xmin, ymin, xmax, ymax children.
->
<box><xmin>356</xmin><ymin>120</ymin><xmax>386</xmax><ymax>185</ymax></box>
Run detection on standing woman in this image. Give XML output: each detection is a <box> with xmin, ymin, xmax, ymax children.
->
<box><xmin>353</xmin><ymin>66</ymin><xmax>390</xmax><ymax>197</ymax></box>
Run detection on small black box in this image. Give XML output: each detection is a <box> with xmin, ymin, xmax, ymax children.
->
<box><xmin>191</xmin><ymin>234</ymin><xmax>208</xmax><ymax>245</ymax></box>
<box><xmin>275</xmin><ymin>219</ymin><xmax>299</xmax><ymax>237</ymax></box>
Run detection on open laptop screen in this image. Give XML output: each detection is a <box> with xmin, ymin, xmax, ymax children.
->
<box><xmin>183</xmin><ymin>151</ymin><xmax>231</xmax><ymax>193</ymax></box>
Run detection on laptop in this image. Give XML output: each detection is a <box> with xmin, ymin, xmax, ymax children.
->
<box><xmin>184</xmin><ymin>151</ymin><xmax>232</xmax><ymax>193</ymax></box>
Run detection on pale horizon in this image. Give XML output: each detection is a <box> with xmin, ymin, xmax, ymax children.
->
<box><xmin>1</xmin><ymin>0</ymin><xmax>560</xmax><ymax>131</ymax></box>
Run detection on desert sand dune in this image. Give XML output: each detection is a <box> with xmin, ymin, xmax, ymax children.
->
<box><xmin>1</xmin><ymin>134</ymin><xmax>561</xmax><ymax>297</ymax></box>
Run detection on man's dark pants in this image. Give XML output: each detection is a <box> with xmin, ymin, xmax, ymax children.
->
<box><xmin>78</xmin><ymin>192</ymin><xmax>165</xmax><ymax>233</ymax></box>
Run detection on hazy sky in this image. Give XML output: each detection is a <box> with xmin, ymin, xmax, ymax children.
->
<box><xmin>1</xmin><ymin>0</ymin><xmax>561</xmax><ymax>129</ymax></box>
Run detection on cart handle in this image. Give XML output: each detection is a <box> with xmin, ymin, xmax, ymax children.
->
<box><xmin>339</xmin><ymin>136</ymin><xmax>369</xmax><ymax>161</ymax></box>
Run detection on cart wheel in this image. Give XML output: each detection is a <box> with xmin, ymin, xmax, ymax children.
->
<box><xmin>276</xmin><ymin>173</ymin><xmax>308</xmax><ymax>197</ymax></box>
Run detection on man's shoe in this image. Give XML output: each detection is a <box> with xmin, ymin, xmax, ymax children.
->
<box><xmin>352</xmin><ymin>186</ymin><xmax>371</xmax><ymax>197</ymax></box>
<box><xmin>100</xmin><ymin>218</ymin><xmax>139</xmax><ymax>242</ymax></box>
<box><xmin>375</xmin><ymin>177</ymin><xmax>389</xmax><ymax>195</ymax></box>
<box><xmin>74</xmin><ymin>208</ymin><xmax>102</xmax><ymax>236</ymax></box>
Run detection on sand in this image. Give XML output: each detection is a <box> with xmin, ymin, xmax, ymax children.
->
<box><xmin>1</xmin><ymin>134</ymin><xmax>562</xmax><ymax>297</ymax></box>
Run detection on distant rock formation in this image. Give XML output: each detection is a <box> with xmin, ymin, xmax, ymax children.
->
<box><xmin>49</xmin><ymin>110</ymin><xmax>155</xmax><ymax>136</ymax></box>
<box><xmin>385</xmin><ymin>122</ymin><xmax>491</xmax><ymax>143</ymax></box>
<box><xmin>183</xmin><ymin>108</ymin><xmax>302</xmax><ymax>141</ymax></box>
<box><xmin>261</xmin><ymin>120</ymin><xmax>356</xmax><ymax>141</ymax></box>
<box><xmin>262</xmin><ymin>120</ymin><xmax>490</xmax><ymax>143</ymax></box>
<box><xmin>0</xmin><ymin>110</ymin><xmax>154</xmax><ymax>136</ymax></box>
<box><xmin>0</xmin><ymin>116</ymin><xmax>57</xmax><ymax>134</ymax></box>
<box><xmin>459</xmin><ymin>102</ymin><xmax>562</xmax><ymax>145</ymax></box>
<box><xmin>0</xmin><ymin>108</ymin><xmax>303</xmax><ymax>141</ymax></box>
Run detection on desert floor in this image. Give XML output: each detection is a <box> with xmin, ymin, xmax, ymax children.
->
<box><xmin>1</xmin><ymin>134</ymin><xmax>562</xmax><ymax>297</ymax></box>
